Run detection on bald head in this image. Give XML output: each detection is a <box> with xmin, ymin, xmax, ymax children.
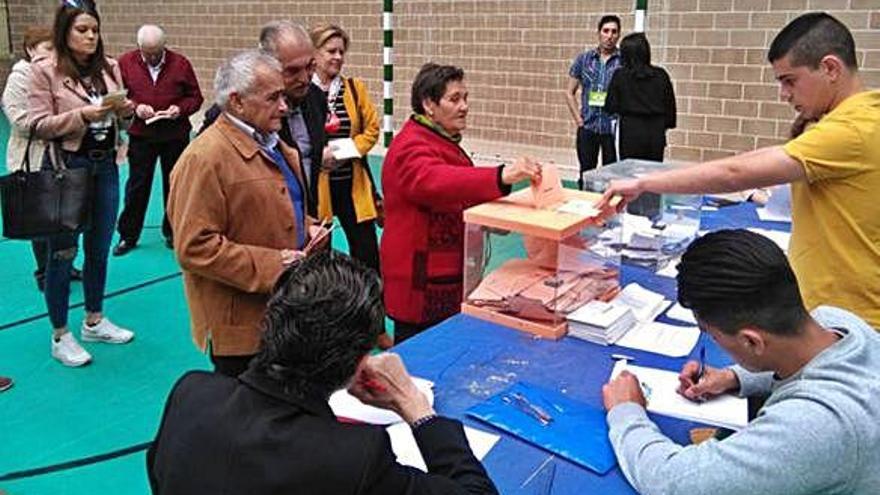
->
<box><xmin>259</xmin><ymin>20</ymin><xmax>311</xmax><ymax>56</ymax></box>
<box><xmin>137</xmin><ymin>24</ymin><xmax>166</xmax><ymax>49</ymax></box>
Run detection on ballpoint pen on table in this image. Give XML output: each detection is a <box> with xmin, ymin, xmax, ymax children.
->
<box><xmin>503</xmin><ymin>392</ymin><xmax>554</xmax><ymax>426</ymax></box>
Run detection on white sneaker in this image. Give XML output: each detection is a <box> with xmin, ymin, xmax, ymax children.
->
<box><xmin>52</xmin><ymin>332</ymin><xmax>92</xmax><ymax>367</ymax></box>
<box><xmin>81</xmin><ymin>318</ymin><xmax>135</xmax><ymax>344</ymax></box>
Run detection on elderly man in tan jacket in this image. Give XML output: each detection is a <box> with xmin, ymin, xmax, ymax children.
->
<box><xmin>168</xmin><ymin>50</ymin><xmax>325</xmax><ymax>377</ymax></box>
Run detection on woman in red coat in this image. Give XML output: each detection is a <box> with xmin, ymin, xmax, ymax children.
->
<box><xmin>380</xmin><ymin>63</ymin><xmax>541</xmax><ymax>343</ymax></box>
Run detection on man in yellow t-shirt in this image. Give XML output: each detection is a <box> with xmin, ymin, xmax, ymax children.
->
<box><xmin>597</xmin><ymin>12</ymin><xmax>880</xmax><ymax>329</ymax></box>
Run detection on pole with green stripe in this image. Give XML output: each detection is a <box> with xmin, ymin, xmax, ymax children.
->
<box><xmin>383</xmin><ymin>0</ymin><xmax>394</xmax><ymax>147</ymax></box>
<box><xmin>634</xmin><ymin>0</ymin><xmax>647</xmax><ymax>32</ymax></box>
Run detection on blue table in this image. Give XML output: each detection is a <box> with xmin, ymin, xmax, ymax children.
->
<box><xmin>394</xmin><ymin>202</ymin><xmax>791</xmax><ymax>494</ymax></box>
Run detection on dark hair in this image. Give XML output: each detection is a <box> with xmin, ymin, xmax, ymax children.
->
<box><xmin>619</xmin><ymin>32</ymin><xmax>652</xmax><ymax>77</ymax></box>
<box><xmin>768</xmin><ymin>12</ymin><xmax>857</xmax><ymax>70</ymax></box>
<box><xmin>22</xmin><ymin>25</ymin><xmax>52</xmax><ymax>62</ymax></box>
<box><xmin>52</xmin><ymin>0</ymin><xmax>114</xmax><ymax>93</ymax></box>
<box><xmin>253</xmin><ymin>252</ymin><xmax>385</xmax><ymax>398</ymax></box>
<box><xmin>410</xmin><ymin>62</ymin><xmax>464</xmax><ymax>115</ymax></box>
<box><xmin>598</xmin><ymin>15</ymin><xmax>621</xmax><ymax>32</ymax></box>
<box><xmin>676</xmin><ymin>229</ymin><xmax>809</xmax><ymax>336</ymax></box>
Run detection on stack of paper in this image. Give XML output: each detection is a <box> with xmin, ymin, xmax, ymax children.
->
<box><xmin>615</xmin><ymin>321</ymin><xmax>700</xmax><ymax>357</ymax></box>
<box><xmin>614</xmin><ymin>283</ymin><xmax>671</xmax><ymax>322</ymax></box>
<box><xmin>567</xmin><ymin>300</ymin><xmax>638</xmax><ymax>345</ymax></box>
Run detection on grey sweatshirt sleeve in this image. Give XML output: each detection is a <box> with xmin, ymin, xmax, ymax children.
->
<box><xmin>606</xmin><ymin>397</ymin><xmax>856</xmax><ymax>495</ymax></box>
<box><xmin>729</xmin><ymin>365</ymin><xmax>774</xmax><ymax>397</ymax></box>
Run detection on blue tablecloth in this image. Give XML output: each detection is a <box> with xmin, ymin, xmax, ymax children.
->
<box><xmin>394</xmin><ymin>202</ymin><xmax>792</xmax><ymax>494</ymax></box>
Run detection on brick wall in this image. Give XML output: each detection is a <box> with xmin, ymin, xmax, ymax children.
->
<box><xmin>6</xmin><ymin>0</ymin><xmax>880</xmax><ymax>172</ymax></box>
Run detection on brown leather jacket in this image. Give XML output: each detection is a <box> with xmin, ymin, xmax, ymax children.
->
<box><xmin>167</xmin><ymin>113</ymin><xmax>311</xmax><ymax>356</ymax></box>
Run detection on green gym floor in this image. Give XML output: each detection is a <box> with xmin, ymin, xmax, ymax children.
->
<box><xmin>0</xmin><ymin>114</ymin><xmax>389</xmax><ymax>494</ymax></box>
<box><xmin>0</xmin><ymin>114</ymin><xmax>537</xmax><ymax>494</ymax></box>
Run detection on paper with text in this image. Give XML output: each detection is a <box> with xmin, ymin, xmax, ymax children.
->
<box><xmin>616</xmin><ymin>321</ymin><xmax>700</xmax><ymax>357</ymax></box>
<box><xmin>610</xmin><ymin>362</ymin><xmax>748</xmax><ymax>430</ymax></box>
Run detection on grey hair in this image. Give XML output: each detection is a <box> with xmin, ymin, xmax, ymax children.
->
<box><xmin>258</xmin><ymin>20</ymin><xmax>311</xmax><ymax>56</ymax></box>
<box><xmin>214</xmin><ymin>49</ymin><xmax>282</xmax><ymax>108</ymax></box>
<box><xmin>136</xmin><ymin>24</ymin><xmax>166</xmax><ymax>47</ymax></box>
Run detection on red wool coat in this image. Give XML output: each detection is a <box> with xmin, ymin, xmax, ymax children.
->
<box><xmin>380</xmin><ymin>118</ymin><xmax>509</xmax><ymax>325</ymax></box>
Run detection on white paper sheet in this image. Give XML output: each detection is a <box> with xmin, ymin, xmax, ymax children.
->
<box><xmin>328</xmin><ymin>138</ymin><xmax>362</xmax><ymax>160</ymax></box>
<box><xmin>656</xmin><ymin>260</ymin><xmax>679</xmax><ymax>278</ymax></box>
<box><xmin>747</xmin><ymin>228</ymin><xmax>791</xmax><ymax>253</ymax></box>
<box><xmin>386</xmin><ymin>422</ymin><xmax>500</xmax><ymax>472</ymax></box>
<box><xmin>755</xmin><ymin>207</ymin><xmax>791</xmax><ymax>223</ymax></box>
<box><xmin>615</xmin><ymin>321</ymin><xmax>700</xmax><ymax>357</ymax></box>
<box><xmin>665</xmin><ymin>303</ymin><xmax>698</xmax><ymax>324</ymax></box>
<box><xmin>329</xmin><ymin>377</ymin><xmax>434</xmax><ymax>425</ymax></box>
<box><xmin>614</xmin><ymin>283</ymin><xmax>671</xmax><ymax>322</ymax></box>
<box><xmin>610</xmin><ymin>361</ymin><xmax>748</xmax><ymax>430</ymax></box>
<box><xmin>556</xmin><ymin>199</ymin><xmax>601</xmax><ymax>218</ymax></box>
<box><xmin>144</xmin><ymin>113</ymin><xmax>173</xmax><ymax>125</ymax></box>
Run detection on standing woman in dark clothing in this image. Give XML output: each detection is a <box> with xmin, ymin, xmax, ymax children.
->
<box><xmin>309</xmin><ymin>23</ymin><xmax>381</xmax><ymax>272</ymax></box>
<box><xmin>604</xmin><ymin>33</ymin><xmax>676</xmax><ymax>161</ymax></box>
<box><xmin>28</xmin><ymin>0</ymin><xmax>136</xmax><ymax>367</ymax></box>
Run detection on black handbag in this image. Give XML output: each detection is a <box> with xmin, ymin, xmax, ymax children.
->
<box><xmin>0</xmin><ymin>131</ymin><xmax>93</xmax><ymax>239</ymax></box>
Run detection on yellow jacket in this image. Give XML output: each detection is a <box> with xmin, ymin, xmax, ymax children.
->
<box><xmin>317</xmin><ymin>77</ymin><xmax>380</xmax><ymax>223</ymax></box>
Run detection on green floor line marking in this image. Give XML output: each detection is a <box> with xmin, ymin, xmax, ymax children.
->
<box><xmin>0</xmin><ymin>272</ymin><xmax>182</xmax><ymax>331</ymax></box>
<box><xmin>0</xmin><ymin>441</ymin><xmax>152</xmax><ymax>482</ymax></box>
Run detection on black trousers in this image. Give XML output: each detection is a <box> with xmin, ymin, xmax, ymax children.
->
<box><xmin>575</xmin><ymin>127</ymin><xmax>617</xmax><ymax>190</ymax></box>
<box><xmin>211</xmin><ymin>353</ymin><xmax>255</xmax><ymax>378</ymax></box>
<box><xmin>117</xmin><ymin>136</ymin><xmax>189</xmax><ymax>242</ymax></box>
<box><xmin>329</xmin><ymin>174</ymin><xmax>380</xmax><ymax>272</ymax></box>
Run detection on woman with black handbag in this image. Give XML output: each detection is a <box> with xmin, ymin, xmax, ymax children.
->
<box><xmin>2</xmin><ymin>25</ymin><xmax>83</xmax><ymax>292</ymax></box>
<box><xmin>27</xmin><ymin>0</ymin><xmax>136</xmax><ymax>367</ymax></box>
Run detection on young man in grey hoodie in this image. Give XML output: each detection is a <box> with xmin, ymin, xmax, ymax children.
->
<box><xmin>603</xmin><ymin>229</ymin><xmax>880</xmax><ymax>495</ymax></box>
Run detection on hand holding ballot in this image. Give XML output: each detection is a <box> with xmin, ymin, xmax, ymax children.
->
<box><xmin>677</xmin><ymin>360</ymin><xmax>740</xmax><ymax>402</ymax></box>
<box><xmin>501</xmin><ymin>156</ymin><xmax>542</xmax><ymax>186</ymax></box>
<box><xmin>101</xmin><ymin>89</ymin><xmax>135</xmax><ymax>119</ymax></box>
<box><xmin>144</xmin><ymin>104</ymin><xmax>182</xmax><ymax>125</ymax></box>
<box><xmin>602</xmin><ymin>370</ymin><xmax>648</xmax><ymax>410</ymax></box>
<box><xmin>594</xmin><ymin>178</ymin><xmax>642</xmax><ymax>214</ymax></box>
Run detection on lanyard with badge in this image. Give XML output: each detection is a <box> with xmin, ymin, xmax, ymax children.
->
<box><xmin>588</xmin><ymin>59</ymin><xmax>608</xmax><ymax>108</ymax></box>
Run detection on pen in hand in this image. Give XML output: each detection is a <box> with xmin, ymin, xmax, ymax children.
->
<box><xmin>696</xmin><ymin>345</ymin><xmax>706</xmax><ymax>385</ymax></box>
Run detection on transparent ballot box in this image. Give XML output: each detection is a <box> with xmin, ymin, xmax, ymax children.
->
<box><xmin>462</xmin><ymin>188</ymin><xmax>622</xmax><ymax>340</ymax></box>
<box><xmin>581</xmin><ymin>159</ymin><xmax>702</xmax><ymax>270</ymax></box>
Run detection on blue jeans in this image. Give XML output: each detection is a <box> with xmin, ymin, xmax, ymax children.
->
<box><xmin>43</xmin><ymin>152</ymin><xmax>119</xmax><ymax>329</ymax></box>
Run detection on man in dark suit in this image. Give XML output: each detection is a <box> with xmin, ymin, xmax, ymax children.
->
<box><xmin>199</xmin><ymin>20</ymin><xmax>327</xmax><ymax>215</ymax></box>
<box><xmin>147</xmin><ymin>253</ymin><xmax>498</xmax><ymax>495</ymax></box>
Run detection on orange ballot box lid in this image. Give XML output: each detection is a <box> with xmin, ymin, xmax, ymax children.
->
<box><xmin>463</xmin><ymin>188</ymin><xmax>610</xmax><ymax>241</ymax></box>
